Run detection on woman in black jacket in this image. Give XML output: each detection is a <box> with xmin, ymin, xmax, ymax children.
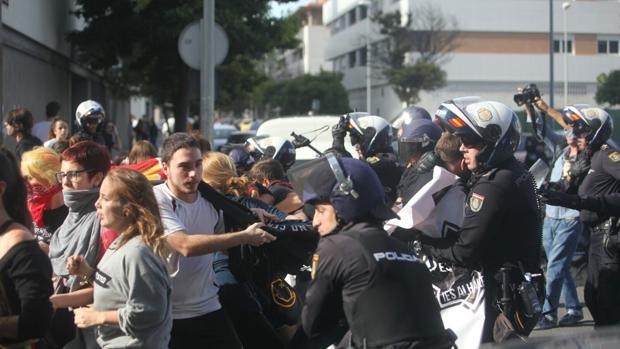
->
<box><xmin>0</xmin><ymin>147</ymin><xmax>53</xmax><ymax>346</ymax></box>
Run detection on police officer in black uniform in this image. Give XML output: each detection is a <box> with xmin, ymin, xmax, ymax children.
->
<box><xmin>293</xmin><ymin>154</ymin><xmax>453</xmax><ymax>349</ymax></box>
<box><xmin>330</xmin><ymin>113</ymin><xmax>403</xmax><ymax>206</ymax></box>
<box><xmin>539</xmin><ymin>105</ymin><xmax>619</xmax><ymax>327</ymax></box>
<box><xmin>421</xmin><ymin>97</ymin><xmax>542</xmax><ymax>343</ymax></box>
<box><xmin>396</xmin><ymin>117</ymin><xmax>443</xmax><ymax>205</ymax></box>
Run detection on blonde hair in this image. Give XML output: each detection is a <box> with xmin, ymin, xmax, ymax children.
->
<box><xmin>202</xmin><ymin>151</ymin><xmax>256</xmax><ymax>198</ymax></box>
<box><xmin>105</xmin><ymin>168</ymin><xmax>167</xmax><ymax>260</ymax></box>
<box><xmin>21</xmin><ymin>147</ymin><xmax>61</xmax><ymax>187</ymax></box>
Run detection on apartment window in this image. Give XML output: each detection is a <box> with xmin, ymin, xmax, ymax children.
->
<box><xmin>359</xmin><ymin>5</ymin><xmax>368</xmax><ymax>20</ymax></box>
<box><xmin>598</xmin><ymin>39</ymin><xmax>619</xmax><ymax>54</ymax></box>
<box><xmin>610</xmin><ymin>41</ymin><xmax>619</xmax><ymax>54</ymax></box>
<box><xmin>553</xmin><ymin>39</ymin><xmax>573</xmax><ymax>54</ymax></box>
<box><xmin>348</xmin><ymin>9</ymin><xmax>357</xmax><ymax>25</ymax></box>
<box><xmin>348</xmin><ymin>51</ymin><xmax>357</xmax><ymax>68</ymax></box>
<box><xmin>360</xmin><ymin>47</ymin><xmax>368</xmax><ymax>66</ymax></box>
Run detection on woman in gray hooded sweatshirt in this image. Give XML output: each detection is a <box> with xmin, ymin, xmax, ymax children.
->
<box><xmin>68</xmin><ymin>168</ymin><xmax>172</xmax><ymax>348</ymax></box>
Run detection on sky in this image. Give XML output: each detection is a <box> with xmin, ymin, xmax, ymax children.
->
<box><xmin>269</xmin><ymin>0</ymin><xmax>315</xmax><ymax>18</ymax></box>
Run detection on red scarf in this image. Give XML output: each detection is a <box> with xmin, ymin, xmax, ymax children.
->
<box><xmin>27</xmin><ymin>184</ymin><xmax>62</xmax><ymax>228</ymax></box>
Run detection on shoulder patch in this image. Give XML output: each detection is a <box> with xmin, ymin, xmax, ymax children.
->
<box><xmin>366</xmin><ymin>156</ymin><xmax>380</xmax><ymax>165</ymax></box>
<box><xmin>311</xmin><ymin>254</ymin><xmax>319</xmax><ymax>280</ymax></box>
<box><xmin>469</xmin><ymin>192</ymin><xmax>485</xmax><ymax>212</ymax></box>
<box><xmin>609</xmin><ymin>151</ymin><xmax>620</xmax><ymax>162</ymax></box>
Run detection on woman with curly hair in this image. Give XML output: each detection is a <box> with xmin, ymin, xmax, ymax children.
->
<box><xmin>68</xmin><ymin>168</ymin><xmax>172</xmax><ymax>348</ymax></box>
<box><xmin>44</xmin><ymin>117</ymin><xmax>69</xmax><ymax>149</ymax></box>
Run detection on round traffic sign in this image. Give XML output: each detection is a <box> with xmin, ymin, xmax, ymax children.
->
<box><xmin>178</xmin><ymin>20</ymin><xmax>229</xmax><ymax>70</ymax></box>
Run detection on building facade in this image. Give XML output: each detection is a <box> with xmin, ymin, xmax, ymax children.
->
<box><xmin>323</xmin><ymin>0</ymin><xmax>620</xmax><ymax>119</ymax></box>
<box><xmin>1</xmin><ymin>0</ymin><xmax>131</xmax><ymax>148</ymax></box>
<box><xmin>274</xmin><ymin>0</ymin><xmax>332</xmax><ymax>80</ymax></box>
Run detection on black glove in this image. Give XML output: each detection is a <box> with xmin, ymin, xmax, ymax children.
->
<box><xmin>539</xmin><ymin>189</ymin><xmax>582</xmax><ymax>210</ymax></box>
<box><xmin>331</xmin><ymin>116</ymin><xmax>348</xmax><ymax>149</ymax></box>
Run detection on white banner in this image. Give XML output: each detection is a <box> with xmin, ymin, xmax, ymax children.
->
<box><xmin>386</xmin><ymin>166</ymin><xmax>486</xmax><ymax>349</ymax></box>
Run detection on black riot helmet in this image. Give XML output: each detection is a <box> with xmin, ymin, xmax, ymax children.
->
<box><xmin>398</xmin><ymin>118</ymin><xmax>442</xmax><ymax>165</ymax></box>
<box><xmin>562</xmin><ymin>104</ymin><xmax>613</xmax><ymax>151</ymax></box>
<box><xmin>289</xmin><ymin>153</ymin><xmax>397</xmax><ymax>223</ymax></box>
<box><xmin>346</xmin><ymin>113</ymin><xmax>393</xmax><ymax>157</ymax></box>
<box><xmin>435</xmin><ymin>97</ymin><xmax>521</xmax><ymax>171</ymax></box>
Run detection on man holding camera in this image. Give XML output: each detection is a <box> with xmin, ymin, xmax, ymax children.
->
<box><xmin>522</xmin><ymin>93</ymin><xmax>588</xmax><ymax>329</ymax></box>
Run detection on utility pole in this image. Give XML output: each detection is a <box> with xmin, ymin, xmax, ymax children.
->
<box><xmin>549</xmin><ymin>0</ymin><xmax>555</xmax><ymax>108</ymax></box>
<box><xmin>201</xmin><ymin>0</ymin><xmax>215</xmax><ymax>146</ymax></box>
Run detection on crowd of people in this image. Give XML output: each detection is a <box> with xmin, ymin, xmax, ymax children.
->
<box><xmin>0</xmin><ymin>92</ymin><xmax>619</xmax><ymax>349</ymax></box>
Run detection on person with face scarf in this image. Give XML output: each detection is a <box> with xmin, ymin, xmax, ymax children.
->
<box><xmin>21</xmin><ymin>147</ymin><xmax>68</xmax><ymax>252</ymax></box>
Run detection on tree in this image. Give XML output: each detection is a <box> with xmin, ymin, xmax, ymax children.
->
<box><xmin>372</xmin><ymin>3</ymin><xmax>458</xmax><ymax>105</ymax></box>
<box><xmin>595</xmin><ymin>69</ymin><xmax>620</xmax><ymax>106</ymax></box>
<box><xmin>67</xmin><ymin>0</ymin><xmax>299</xmax><ymax>131</ymax></box>
<box><xmin>253</xmin><ymin>71</ymin><xmax>350</xmax><ymax>116</ymax></box>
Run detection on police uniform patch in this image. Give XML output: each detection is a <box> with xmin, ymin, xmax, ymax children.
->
<box><xmin>311</xmin><ymin>254</ymin><xmax>319</xmax><ymax>280</ymax></box>
<box><xmin>477</xmin><ymin>108</ymin><xmax>493</xmax><ymax>122</ymax></box>
<box><xmin>469</xmin><ymin>193</ymin><xmax>485</xmax><ymax>212</ymax></box>
<box><xmin>366</xmin><ymin>156</ymin><xmax>380</xmax><ymax>165</ymax></box>
<box><xmin>609</xmin><ymin>151</ymin><xmax>620</xmax><ymax>162</ymax></box>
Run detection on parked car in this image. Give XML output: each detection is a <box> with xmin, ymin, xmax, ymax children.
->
<box><xmin>213</xmin><ymin>124</ymin><xmax>237</xmax><ymax>150</ymax></box>
<box><xmin>217</xmin><ymin>130</ymin><xmax>257</xmax><ymax>152</ymax></box>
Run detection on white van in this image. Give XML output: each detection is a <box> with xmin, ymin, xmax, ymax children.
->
<box><xmin>256</xmin><ymin>116</ymin><xmax>359</xmax><ymax>163</ymax></box>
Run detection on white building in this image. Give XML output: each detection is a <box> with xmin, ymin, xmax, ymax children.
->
<box><xmin>276</xmin><ymin>0</ymin><xmax>332</xmax><ymax>79</ymax></box>
<box><xmin>323</xmin><ymin>0</ymin><xmax>620</xmax><ymax>119</ymax></box>
<box><xmin>1</xmin><ymin>0</ymin><xmax>131</xmax><ymax>148</ymax></box>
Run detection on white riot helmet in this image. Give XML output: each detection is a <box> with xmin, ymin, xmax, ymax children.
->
<box><xmin>75</xmin><ymin>100</ymin><xmax>105</xmax><ymax>128</ymax></box>
<box><xmin>346</xmin><ymin>113</ymin><xmax>393</xmax><ymax>157</ymax></box>
<box><xmin>246</xmin><ymin>136</ymin><xmax>296</xmax><ymax>170</ymax></box>
<box><xmin>435</xmin><ymin>97</ymin><xmax>521</xmax><ymax>170</ymax></box>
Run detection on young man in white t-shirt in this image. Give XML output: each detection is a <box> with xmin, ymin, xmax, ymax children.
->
<box><xmin>154</xmin><ymin>132</ymin><xmax>276</xmax><ymax>349</ymax></box>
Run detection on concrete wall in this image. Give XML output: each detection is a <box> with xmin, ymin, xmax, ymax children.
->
<box><xmin>1</xmin><ymin>1</ymin><xmax>131</xmax><ymax>151</ymax></box>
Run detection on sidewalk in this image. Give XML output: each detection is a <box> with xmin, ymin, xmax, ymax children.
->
<box><xmin>529</xmin><ymin>286</ymin><xmax>594</xmax><ymax>339</ymax></box>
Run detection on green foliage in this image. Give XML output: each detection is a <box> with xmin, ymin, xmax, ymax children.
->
<box><xmin>254</xmin><ymin>71</ymin><xmax>350</xmax><ymax>116</ymax></box>
<box><xmin>67</xmin><ymin>0</ymin><xmax>300</xmax><ymax>117</ymax></box>
<box><xmin>372</xmin><ymin>5</ymin><xmax>457</xmax><ymax>104</ymax></box>
<box><xmin>595</xmin><ymin>70</ymin><xmax>620</xmax><ymax>106</ymax></box>
<box><xmin>384</xmin><ymin>60</ymin><xmax>446</xmax><ymax>105</ymax></box>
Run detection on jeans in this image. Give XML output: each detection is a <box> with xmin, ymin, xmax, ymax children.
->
<box><xmin>542</xmin><ymin>217</ymin><xmax>583</xmax><ymax>318</ymax></box>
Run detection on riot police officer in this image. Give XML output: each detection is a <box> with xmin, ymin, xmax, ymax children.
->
<box><xmin>330</xmin><ymin>113</ymin><xmax>403</xmax><ymax>205</ymax></box>
<box><xmin>74</xmin><ymin>100</ymin><xmax>106</xmax><ymax>146</ymax></box>
<box><xmin>293</xmin><ymin>154</ymin><xmax>453</xmax><ymax>349</ymax></box>
<box><xmin>396</xmin><ymin>117</ymin><xmax>443</xmax><ymax>205</ymax></box>
<box><xmin>423</xmin><ymin>97</ymin><xmax>542</xmax><ymax>342</ymax></box>
<box><xmin>539</xmin><ymin>105</ymin><xmax>619</xmax><ymax>327</ymax></box>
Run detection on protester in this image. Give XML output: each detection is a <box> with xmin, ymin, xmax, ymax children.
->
<box><xmin>0</xmin><ymin>147</ymin><xmax>53</xmax><ymax>347</ymax></box>
<box><xmin>48</xmin><ymin>141</ymin><xmax>111</xmax><ymax>349</ymax></box>
<box><xmin>127</xmin><ymin>140</ymin><xmax>157</xmax><ymax>164</ymax></box>
<box><xmin>153</xmin><ymin>132</ymin><xmax>276</xmax><ymax>348</ymax></box>
<box><xmin>102</xmin><ymin>120</ymin><xmax>122</xmax><ymax>156</ymax></box>
<box><xmin>202</xmin><ymin>151</ymin><xmax>286</xmax><ymax>348</ymax></box>
<box><xmin>294</xmin><ymin>154</ymin><xmax>453</xmax><ymax>348</ymax></box>
<box><xmin>3</xmin><ymin>108</ymin><xmax>42</xmax><ymax>159</ymax></box>
<box><xmin>67</xmin><ymin>168</ymin><xmax>172</xmax><ymax>348</ymax></box>
<box><xmin>44</xmin><ymin>117</ymin><xmax>70</xmax><ymax>149</ymax></box>
<box><xmin>248</xmin><ymin>159</ymin><xmax>305</xmax><ymax>217</ymax></box>
<box><xmin>33</xmin><ymin>101</ymin><xmax>61</xmax><ymax>142</ymax></box>
<box><xmin>20</xmin><ymin>147</ymin><xmax>67</xmax><ymax>250</ymax></box>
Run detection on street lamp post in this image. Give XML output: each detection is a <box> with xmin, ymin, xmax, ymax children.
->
<box><xmin>366</xmin><ymin>9</ymin><xmax>371</xmax><ymax>114</ymax></box>
<box><xmin>563</xmin><ymin>1</ymin><xmax>571</xmax><ymax>107</ymax></box>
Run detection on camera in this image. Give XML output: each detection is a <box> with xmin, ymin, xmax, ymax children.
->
<box><xmin>513</xmin><ymin>84</ymin><xmax>541</xmax><ymax>106</ymax></box>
